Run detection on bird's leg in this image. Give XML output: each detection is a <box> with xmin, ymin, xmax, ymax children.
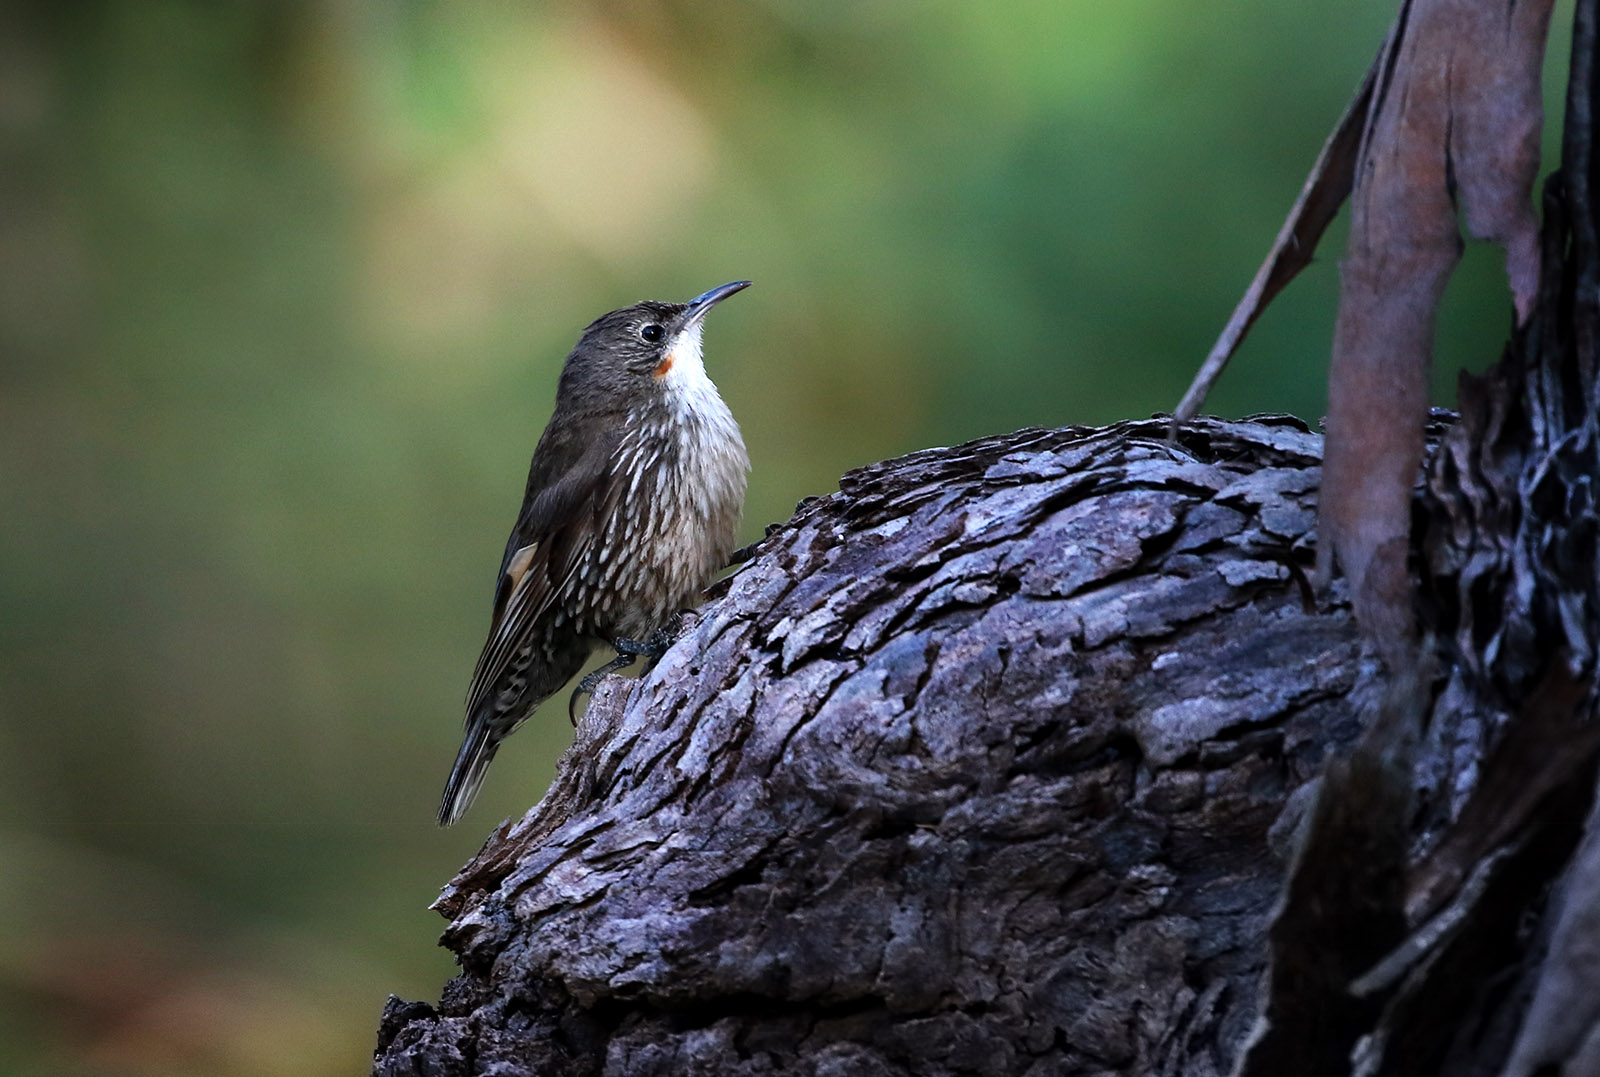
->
<box><xmin>566</xmin><ymin>618</ymin><xmax>684</xmax><ymax>724</ymax></box>
<box><xmin>727</xmin><ymin>523</ymin><xmax>782</xmax><ymax>567</ymax></box>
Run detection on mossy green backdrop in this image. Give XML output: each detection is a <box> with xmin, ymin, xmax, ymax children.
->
<box><xmin>0</xmin><ymin>2</ymin><xmax>1570</xmax><ymax>1073</ymax></box>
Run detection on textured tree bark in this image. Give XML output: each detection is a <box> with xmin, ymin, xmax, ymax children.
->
<box><xmin>375</xmin><ymin>415</ymin><xmax>1377</xmax><ymax>1075</ymax></box>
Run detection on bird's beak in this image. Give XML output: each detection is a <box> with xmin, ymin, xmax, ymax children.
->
<box><xmin>679</xmin><ymin>280</ymin><xmax>751</xmax><ymax>330</ymax></box>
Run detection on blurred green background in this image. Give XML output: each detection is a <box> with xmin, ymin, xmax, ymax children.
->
<box><xmin>0</xmin><ymin>1</ymin><xmax>1571</xmax><ymax>1073</ymax></box>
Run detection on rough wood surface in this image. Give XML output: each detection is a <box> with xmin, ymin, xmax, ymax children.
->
<box><xmin>374</xmin><ymin>415</ymin><xmax>1370</xmax><ymax>1076</ymax></box>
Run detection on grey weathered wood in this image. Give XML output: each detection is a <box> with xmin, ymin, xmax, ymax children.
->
<box><xmin>375</xmin><ymin>415</ymin><xmax>1372</xmax><ymax>1075</ymax></box>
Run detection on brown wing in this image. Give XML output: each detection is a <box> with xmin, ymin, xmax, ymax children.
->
<box><xmin>464</xmin><ymin>425</ymin><xmax>621</xmax><ymax>719</ymax></box>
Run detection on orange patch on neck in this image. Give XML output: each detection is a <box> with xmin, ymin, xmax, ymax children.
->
<box><xmin>652</xmin><ymin>353</ymin><xmax>675</xmax><ymax>379</ymax></box>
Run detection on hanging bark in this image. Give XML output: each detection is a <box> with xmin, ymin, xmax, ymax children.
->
<box><xmin>1227</xmin><ymin>2</ymin><xmax>1600</xmax><ymax>1074</ymax></box>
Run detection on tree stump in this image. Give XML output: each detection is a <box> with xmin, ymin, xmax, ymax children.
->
<box><xmin>374</xmin><ymin>414</ymin><xmax>1371</xmax><ymax>1076</ymax></box>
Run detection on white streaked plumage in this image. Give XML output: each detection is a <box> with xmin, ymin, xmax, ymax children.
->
<box><xmin>440</xmin><ymin>287</ymin><xmax>751</xmax><ymax>827</ymax></box>
<box><xmin>550</xmin><ymin>316</ymin><xmax>748</xmax><ymax>643</ymax></box>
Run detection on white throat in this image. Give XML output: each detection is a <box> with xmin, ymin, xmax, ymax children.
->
<box><xmin>661</xmin><ymin>322</ymin><xmax>708</xmax><ymax>387</ymax></box>
<box><xmin>657</xmin><ymin>321</ymin><xmax>727</xmax><ymax>422</ymax></box>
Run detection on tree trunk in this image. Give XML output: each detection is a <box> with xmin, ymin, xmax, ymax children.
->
<box><xmin>375</xmin><ymin>415</ymin><xmax>1378</xmax><ymax>1075</ymax></box>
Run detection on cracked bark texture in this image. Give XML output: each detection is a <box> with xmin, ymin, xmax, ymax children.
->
<box><xmin>374</xmin><ymin>415</ymin><xmax>1371</xmax><ymax>1076</ymax></box>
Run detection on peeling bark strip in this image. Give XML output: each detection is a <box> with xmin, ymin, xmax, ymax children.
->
<box><xmin>375</xmin><ymin>417</ymin><xmax>1368</xmax><ymax>1076</ymax></box>
<box><xmin>1322</xmin><ymin>0</ymin><xmax>1554</xmax><ymax>655</ymax></box>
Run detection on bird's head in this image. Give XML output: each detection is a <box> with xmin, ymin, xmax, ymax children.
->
<box><xmin>557</xmin><ymin>280</ymin><xmax>750</xmax><ymax>411</ymax></box>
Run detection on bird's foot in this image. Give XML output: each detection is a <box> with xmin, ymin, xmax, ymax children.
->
<box><xmin>727</xmin><ymin>524</ymin><xmax>782</xmax><ymax>567</ymax></box>
<box><xmin>568</xmin><ymin>652</ymin><xmax>638</xmax><ymax>724</ymax></box>
<box><xmin>566</xmin><ymin>621</ymin><xmax>685</xmax><ymax>724</ymax></box>
<box><xmin>613</xmin><ymin>620</ymin><xmax>679</xmax><ymax>660</ymax></box>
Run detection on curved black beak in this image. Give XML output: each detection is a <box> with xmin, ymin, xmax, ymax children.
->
<box><xmin>681</xmin><ymin>280</ymin><xmax>751</xmax><ymax>328</ymax></box>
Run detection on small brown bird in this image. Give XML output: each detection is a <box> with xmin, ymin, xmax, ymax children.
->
<box><xmin>439</xmin><ymin>281</ymin><xmax>751</xmax><ymax>826</ymax></box>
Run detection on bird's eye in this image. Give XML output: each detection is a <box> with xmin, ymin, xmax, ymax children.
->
<box><xmin>640</xmin><ymin>324</ymin><xmax>665</xmax><ymax>343</ymax></box>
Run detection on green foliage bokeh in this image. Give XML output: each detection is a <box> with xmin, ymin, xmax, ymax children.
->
<box><xmin>0</xmin><ymin>1</ymin><xmax>1568</xmax><ymax>1072</ymax></box>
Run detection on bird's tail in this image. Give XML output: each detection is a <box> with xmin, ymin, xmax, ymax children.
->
<box><xmin>438</xmin><ymin>718</ymin><xmax>499</xmax><ymax>827</ymax></box>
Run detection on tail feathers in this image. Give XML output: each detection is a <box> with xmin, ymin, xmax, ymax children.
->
<box><xmin>438</xmin><ymin>720</ymin><xmax>500</xmax><ymax>827</ymax></box>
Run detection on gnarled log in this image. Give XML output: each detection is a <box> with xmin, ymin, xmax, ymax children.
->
<box><xmin>375</xmin><ymin>415</ymin><xmax>1369</xmax><ymax>1076</ymax></box>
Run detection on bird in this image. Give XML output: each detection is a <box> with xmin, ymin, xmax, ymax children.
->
<box><xmin>438</xmin><ymin>281</ymin><xmax>752</xmax><ymax>826</ymax></box>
